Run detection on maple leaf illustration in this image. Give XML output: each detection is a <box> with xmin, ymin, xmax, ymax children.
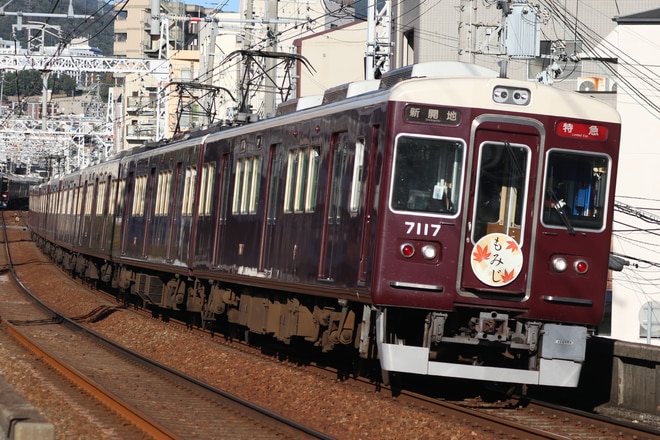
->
<box><xmin>472</xmin><ymin>244</ymin><xmax>491</xmax><ymax>263</ymax></box>
<box><xmin>506</xmin><ymin>239</ymin><xmax>519</xmax><ymax>253</ymax></box>
<box><xmin>501</xmin><ymin>268</ymin><xmax>516</xmax><ymax>283</ymax></box>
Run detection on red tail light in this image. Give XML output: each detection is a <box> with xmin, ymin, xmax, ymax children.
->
<box><xmin>574</xmin><ymin>260</ymin><xmax>589</xmax><ymax>274</ymax></box>
<box><xmin>400</xmin><ymin>243</ymin><xmax>415</xmax><ymax>258</ymax></box>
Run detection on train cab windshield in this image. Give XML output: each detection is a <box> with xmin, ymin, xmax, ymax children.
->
<box><xmin>542</xmin><ymin>150</ymin><xmax>610</xmax><ymax>231</ymax></box>
<box><xmin>390</xmin><ymin>135</ymin><xmax>464</xmax><ymax>215</ymax></box>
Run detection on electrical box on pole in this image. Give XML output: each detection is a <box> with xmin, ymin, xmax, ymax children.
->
<box><xmin>504</xmin><ymin>1</ymin><xmax>541</xmax><ymax>59</ymax></box>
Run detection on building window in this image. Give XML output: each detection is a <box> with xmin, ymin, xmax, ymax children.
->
<box><xmin>117</xmin><ymin>11</ymin><xmax>127</xmax><ymax>20</ymax></box>
<box><xmin>114</xmin><ymin>33</ymin><xmax>128</xmax><ymax>43</ymax></box>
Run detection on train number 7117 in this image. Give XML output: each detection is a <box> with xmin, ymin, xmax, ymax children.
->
<box><xmin>405</xmin><ymin>221</ymin><xmax>441</xmax><ymax>237</ymax></box>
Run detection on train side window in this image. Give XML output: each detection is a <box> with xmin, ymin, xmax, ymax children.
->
<box><xmin>391</xmin><ymin>135</ymin><xmax>464</xmax><ymax>215</ymax></box>
<box><xmin>283</xmin><ymin>150</ymin><xmax>298</xmax><ymax>213</ymax></box>
<box><xmin>96</xmin><ymin>181</ymin><xmax>105</xmax><ymax>216</ymax></box>
<box><xmin>542</xmin><ymin>150</ymin><xmax>609</xmax><ymax>231</ymax></box>
<box><xmin>108</xmin><ymin>179</ymin><xmax>117</xmax><ymax>216</ymax></box>
<box><xmin>233</xmin><ymin>156</ymin><xmax>261</xmax><ymax>215</ymax></box>
<box><xmin>349</xmin><ymin>138</ymin><xmax>365</xmax><ymax>213</ymax></box>
<box><xmin>116</xmin><ymin>179</ymin><xmax>126</xmax><ymax>217</ymax></box>
<box><xmin>284</xmin><ymin>147</ymin><xmax>318</xmax><ymax>214</ymax></box>
<box><xmin>304</xmin><ymin>147</ymin><xmax>319</xmax><ymax>212</ymax></box>
<box><xmin>294</xmin><ymin>149</ymin><xmax>309</xmax><ymax>213</ymax></box>
<box><xmin>155</xmin><ymin>172</ymin><xmax>164</xmax><ymax>216</ymax></box>
<box><xmin>155</xmin><ymin>170</ymin><xmax>172</xmax><ymax>216</ymax></box>
<box><xmin>182</xmin><ymin>167</ymin><xmax>197</xmax><ymax>216</ymax></box>
<box><xmin>247</xmin><ymin>156</ymin><xmax>261</xmax><ymax>214</ymax></box>
<box><xmin>69</xmin><ymin>187</ymin><xmax>76</xmax><ymax>215</ymax></box>
<box><xmin>85</xmin><ymin>183</ymin><xmax>93</xmax><ymax>216</ymax></box>
<box><xmin>132</xmin><ymin>175</ymin><xmax>148</xmax><ymax>217</ymax></box>
<box><xmin>201</xmin><ymin>163</ymin><xmax>215</xmax><ymax>216</ymax></box>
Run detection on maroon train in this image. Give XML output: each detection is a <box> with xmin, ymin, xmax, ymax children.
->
<box><xmin>0</xmin><ymin>173</ymin><xmax>40</xmax><ymax>210</ymax></box>
<box><xmin>29</xmin><ymin>62</ymin><xmax>621</xmax><ymax>387</ymax></box>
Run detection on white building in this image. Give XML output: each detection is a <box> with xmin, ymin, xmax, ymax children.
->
<box><xmin>609</xmin><ymin>7</ymin><xmax>660</xmax><ymax>345</ymax></box>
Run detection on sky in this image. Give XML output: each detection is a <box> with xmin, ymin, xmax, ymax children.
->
<box><xmin>186</xmin><ymin>0</ymin><xmax>240</xmax><ymax>12</ymax></box>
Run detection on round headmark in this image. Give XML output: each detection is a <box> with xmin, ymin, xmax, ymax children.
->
<box><xmin>471</xmin><ymin>233</ymin><xmax>523</xmax><ymax>287</ymax></box>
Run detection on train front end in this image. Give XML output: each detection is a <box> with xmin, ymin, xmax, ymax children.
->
<box><xmin>371</xmin><ymin>74</ymin><xmax>621</xmax><ymax>387</ymax></box>
<box><xmin>0</xmin><ymin>175</ymin><xmax>9</xmax><ymax>209</ymax></box>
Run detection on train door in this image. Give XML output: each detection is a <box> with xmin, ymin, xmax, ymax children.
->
<box><xmin>166</xmin><ymin>163</ymin><xmax>183</xmax><ymax>261</ymax></box>
<box><xmin>141</xmin><ymin>167</ymin><xmax>156</xmax><ymax>258</ymax></box>
<box><xmin>459</xmin><ymin>124</ymin><xmax>540</xmax><ymax>296</ymax></box>
<box><xmin>258</xmin><ymin>144</ymin><xmax>282</xmax><ymax>271</ymax></box>
<box><xmin>120</xmin><ymin>172</ymin><xmax>134</xmax><ymax>255</ymax></box>
<box><xmin>318</xmin><ymin>133</ymin><xmax>349</xmax><ymax>281</ymax></box>
<box><xmin>76</xmin><ymin>180</ymin><xmax>88</xmax><ymax>246</ymax></box>
<box><xmin>100</xmin><ymin>175</ymin><xmax>112</xmax><ymax>251</ymax></box>
<box><xmin>357</xmin><ymin>127</ymin><xmax>379</xmax><ymax>285</ymax></box>
<box><xmin>211</xmin><ymin>154</ymin><xmax>231</xmax><ymax>266</ymax></box>
<box><xmin>86</xmin><ymin>178</ymin><xmax>99</xmax><ymax>247</ymax></box>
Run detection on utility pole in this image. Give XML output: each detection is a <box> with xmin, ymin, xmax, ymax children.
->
<box><xmin>263</xmin><ymin>0</ymin><xmax>279</xmax><ymax>118</ymax></box>
<box><xmin>365</xmin><ymin>0</ymin><xmax>392</xmax><ymax>80</ymax></box>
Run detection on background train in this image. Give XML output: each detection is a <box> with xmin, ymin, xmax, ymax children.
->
<box><xmin>28</xmin><ymin>61</ymin><xmax>621</xmax><ymax>388</ymax></box>
<box><xmin>1</xmin><ymin>173</ymin><xmax>41</xmax><ymax>210</ymax></box>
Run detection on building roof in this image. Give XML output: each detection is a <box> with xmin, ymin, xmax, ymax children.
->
<box><xmin>614</xmin><ymin>7</ymin><xmax>660</xmax><ymax>24</ymax></box>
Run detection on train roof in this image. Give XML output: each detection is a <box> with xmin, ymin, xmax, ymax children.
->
<box><xmin>273</xmin><ymin>61</ymin><xmax>619</xmax><ymax>124</ymax></box>
<box><xmin>1</xmin><ymin>173</ymin><xmax>42</xmax><ymax>184</ymax></box>
<box><xmin>110</xmin><ymin>61</ymin><xmax>620</xmax><ymax>159</ymax></box>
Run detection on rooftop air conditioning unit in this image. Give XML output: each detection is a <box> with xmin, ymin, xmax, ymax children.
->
<box><xmin>577</xmin><ymin>77</ymin><xmax>608</xmax><ymax>92</ymax></box>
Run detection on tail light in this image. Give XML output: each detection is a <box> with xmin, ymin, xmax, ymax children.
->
<box><xmin>574</xmin><ymin>259</ymin><xmax>589</xmax><ymax>274</ymax></box>
<box><xmin>400</xmin><ymin>243</ymin><xmax>415</xmax><ymax>258</ymax></box>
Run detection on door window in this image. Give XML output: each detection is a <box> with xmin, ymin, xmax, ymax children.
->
<box><xmin>473</xmin><ymin>142</ymin><xmax>530</xmax><ymax>244</ymax></box>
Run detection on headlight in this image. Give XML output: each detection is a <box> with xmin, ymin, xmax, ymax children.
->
<box><xmin>421</xmin><ymin>245</ymin><xmax>437</xmax><ymax>260</ymax></box>
<box><xmin>551</xmin><ymin>256</ymin><xmax>568</xmax><ymax>273</ymax></box>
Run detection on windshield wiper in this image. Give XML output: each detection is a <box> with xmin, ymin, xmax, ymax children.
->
<box><xmin>546</xmin><ymin>188</ymin><xmax>575</xmax><ymax>235</ymax></box>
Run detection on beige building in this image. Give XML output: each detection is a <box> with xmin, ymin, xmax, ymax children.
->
<box><xmin>294</xmin><ymin>20</ymin><xmax>369</xmax><ymax>98</ymax></box>
<box><xmin>113</xmin><ymin>0</ymin><xmax>208</xmax><ymax>58</ymax></box>
<box><xmin>112</xmin><ymin>0</ymin><xmax>222</xmax><ymax>149</ymax></box>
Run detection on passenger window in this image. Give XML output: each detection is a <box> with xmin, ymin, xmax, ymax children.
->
<box><xmin>391</xmin><ymin>135</ymin><xmax>464</xmax><ymax>215</ymax></box>
<box><xmin>542</xmin><ymin>150</ymin><xmax>609</xmax><ymax>230</ymax></box>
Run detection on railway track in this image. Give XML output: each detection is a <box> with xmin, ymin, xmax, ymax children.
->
<box><xmin>0</xmin><ymin>213</ymin><xmax>331</xmax><ymax>440</ymax></box>
<box><xmin>6</xmin><ymin>210</ymin><xmax>660</xmax><ymax>439</ymax></box>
